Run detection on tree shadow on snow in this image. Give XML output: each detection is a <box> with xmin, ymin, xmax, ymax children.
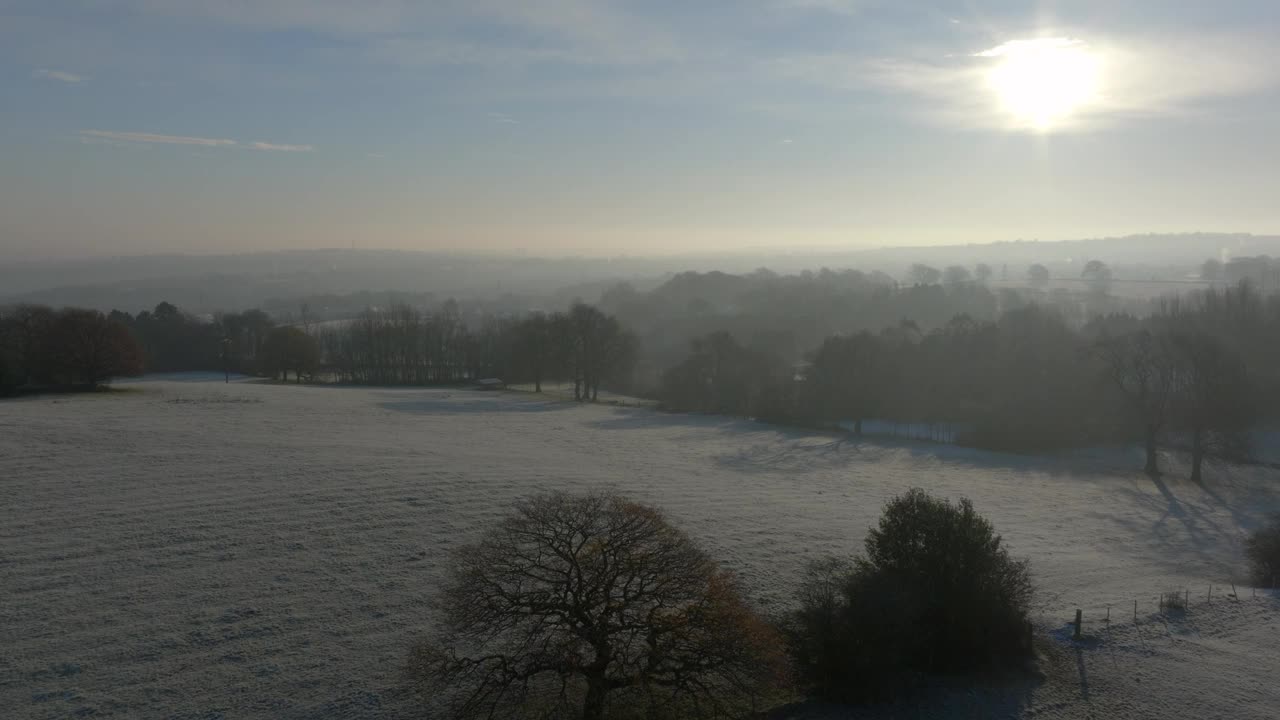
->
<box><xmin>765</xmin><ymin>670</ymin><xmax>1044</xmax><ymax>720</ymax></box>
<box><xmin>586</xmin><ymin>406</ymin><xmax>754</xmax><ymax>431</ymax></box>
<box><xmin>1088</xmin><ymin>467</ymin><xmax>1280</xmax><ymax>577</ymax></box>
<box><xmin>125</xmin><ymin>372</ymin><xmax>256</xmax><ymax>384</ymax></box>
<box><xmin>717</xmin><ymin>428</ymin><xmax>1129</xmax><ymax>482</ymax></box>
<box><xmin>377</xmin><ymin>393</ymin><xmax>576</xmax><ymax>416</ymax></box>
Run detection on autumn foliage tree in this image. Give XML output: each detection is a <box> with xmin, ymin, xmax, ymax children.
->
<box><xmin>3</xmin><ymin>308</ymin><xmax>143</xmax><ymax>389</ymax></box>
<box><xmin>409</xmin><ymin>491</ymin><xmax>789</xmax><ymax>720</ymax></box>
<box><xmin>48</xmin><ymin>309</ymin><xmax>144</xmax><ymax>386</ymax></box>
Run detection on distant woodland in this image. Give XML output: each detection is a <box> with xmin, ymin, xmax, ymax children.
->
<box><xmin>5</xmin><ymin>254</ymin><xmax>1279</xmax><ymax>479</ymax></box>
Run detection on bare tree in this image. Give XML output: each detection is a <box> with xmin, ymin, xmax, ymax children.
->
<box><xmin>1168</xmin><ymin>331</ymin><xmax>1254</xmax><ymax>482</ymax></box>
<box><xmin>1095</xmin><ymin>330</ymin><xmax>1177</xmax><ymax>475</ymax></box>
<box><xmin>516</xmin><ymin>312</ymin><xmax>554</xmax><ymax>392</ymax></box>
<box><xmin>974</xmin><ymin>263</ymin><xmax>994</xmax><ymax>284</ymax></box>
<box><xmin>908</xmin><ymin>264</ymin><xmax>942</xmax><ymax>286</ymax></box>
<box><xmin>409</xmin><ymin>491</ymin><xmax>788</xmax><ymax>720</ymax></box>
<box><xmin>3</xmin><ymin>305</ymin><xmax>56</xmax><ymax>385</ymax></box>
<box><xmin>942</xmin><ymin>265</ymin><xmax>972</xmax><ymax>286</ymax></box>
<box><xmin>565</xmin><ymin>303</ymin><xmax>636</xmax><ymax>402</ymax></box>
<box><xmin>807</xmin><ymin>332</ymin><xmax>883</xmax><ymax>434</ymax></box>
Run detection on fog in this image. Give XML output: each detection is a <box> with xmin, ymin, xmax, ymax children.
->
<box><xmin>4</xmin><ymin>232</ymin><xmax>1278</xmax><ymax>315</ymax></box>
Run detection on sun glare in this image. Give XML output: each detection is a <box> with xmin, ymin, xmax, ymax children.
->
<box><xmin>981</xmin><ymin>38</ymin><xmax>1103</xmax><ymax>131</ymax></box>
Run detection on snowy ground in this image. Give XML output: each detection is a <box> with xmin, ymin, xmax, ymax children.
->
<box><xmin>2</xmin><ymin>376</ymin><xmax>1278</xmax><ymax>719</ymax></box>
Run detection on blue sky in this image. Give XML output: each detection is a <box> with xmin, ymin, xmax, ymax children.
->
<box><xmin>2</xmin><ymin>0</ymin><xmax>1278</xmax><ymax>259</ymax></box>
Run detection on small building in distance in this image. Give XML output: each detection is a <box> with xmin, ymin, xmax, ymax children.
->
<box><xmin>475</xmin><ymin>378</ymin><xmax>506</xmax><ymax>391</ymax></box>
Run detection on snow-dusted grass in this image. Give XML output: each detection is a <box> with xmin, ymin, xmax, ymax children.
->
<box><xmin>2</xmin><ymin>379</ymin><xmax>1278</xmax><ymax>719</ymax></box>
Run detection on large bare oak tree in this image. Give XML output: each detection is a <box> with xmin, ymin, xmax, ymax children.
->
<box><xmin>408</xmin><ymin>490</ymin><xmax>787</xmax><ymax>720</ymax></box>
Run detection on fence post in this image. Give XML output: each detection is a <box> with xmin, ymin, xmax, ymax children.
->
<box><xmin>1185</xmin><ymin>589</ymin><xmax>1189</xmax><ymax>610</ymax></box>
<box><xmin>1133</xmin><ymin>599</ymin><xmax>1137</xmax><ymax>621</ymax></box>
<box><xmin>1207</xmin><ymin>585</ymin><xmax>1212</xmax><ymax>604</ymax></box>
<box><xmin>1073</xmin><ymin>609</ymin><xmax>1082</xmax><ymax>640</ymax></box>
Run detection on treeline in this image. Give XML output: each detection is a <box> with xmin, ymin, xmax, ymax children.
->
<box><xmin>0</xmin><ymin>305</ymin><xmax>143</xmax><ymax>393</ymax></box>
<box><xmin>4</xmin><ymin>296</ymin><xmax>641</xmax><ymax>400</ymax></box>
<box><xmin>600</xmin><ymin>261</ymin><xmax>1155</xmax><ymax>389</ymax></box>
<box><xmin>1202</xmin><ymin>255</ymin><xmax>1280</xmax><ymax>290</ymax></box>
<box><xmin>317</xmin><ymin>301</ymin><xmax>637</xmax><ymax>400</ymax></box>
<box><xmin>659</xmin><ymin>282</ymin><xmax>1280</xmax><ymax>476</ymax></box>
<box><xmin>105</xmin><ymin>302</ymin><xmax>276</xmax><ymax>375</ymax></box>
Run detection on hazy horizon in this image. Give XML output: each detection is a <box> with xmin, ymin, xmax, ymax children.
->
<box><xmin>4</xmin><ymin>230</ymin><xmax>1279</xmax><ymax>267</ymax></box>
<box><xmin>3</xmin><ymin>1</ymin><xmax>1279</xmax><ymax>260</ymax></box>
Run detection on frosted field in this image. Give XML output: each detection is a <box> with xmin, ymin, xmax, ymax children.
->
<box><xmin>2</xmin><ymin>376</ymin><xmax>1278</xmax><ymax>719</ymax></box>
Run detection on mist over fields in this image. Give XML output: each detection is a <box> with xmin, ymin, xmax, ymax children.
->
<box><xmin>5</xmin><ymin>233</ymin><xmax>1278</xmax><ymax>314</ymax></box>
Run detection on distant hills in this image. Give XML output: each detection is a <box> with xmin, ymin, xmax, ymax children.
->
<box><xmin>3</xmin><ymin>233</ymin><xmax>1277</xmax><ymax>313</ymax></box>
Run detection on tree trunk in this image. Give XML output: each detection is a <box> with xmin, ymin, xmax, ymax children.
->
<box><xmin>591</xmin><ymin>380</ymin><xmax>599</xmax><ymax>402</ymax></box>
<box><xmin>1190</xmin><ymin>426</ymin><xmax>1204</xmax><ymax>483</ymax></box>
<box><xmin>534</xmin><ymin>375</ymin><xmax>541</xmax><ymax>393</ymax></box>
<box><xmin>581</xmin><ymin>677</ymin><xmax>607</xmax><ymax>720</ymax></box>
<box><xmin>854</xmin><ymin>417</ymin><xmax>863</xmax><ymax>435</ymax></box>
<box><xmin>1144</xmin><ymin>425</ymin><xmax>1160</xmax><ymax>476</ymax></box>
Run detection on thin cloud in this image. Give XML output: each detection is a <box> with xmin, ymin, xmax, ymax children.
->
<box><xmin>79</xmin><ymin>130</ymin><xmax>313</xmax><ymax>152</ymax></box>
<box><xmin>247</xmin><ymin>142</ymin><xmax>315</xmax><ymax>152</ymax></box>
<box><xmin>35</xmin><ymin>69</ymin><xmax>86</xmax><ymax>83</ymax></box>
<box><xmin>488</xmin><ymin>112</ymin><xmax>519</xmax><ymax>124</ymax></box>
<box><xmin>773</xmin><ymin>30</ymin><xmax>1280</xmax><ymax>132</ymax></box>
<box><xmin>80</xmin><ymin>130</ymin><xmax>238</xmax><ymax>147</ymax></box>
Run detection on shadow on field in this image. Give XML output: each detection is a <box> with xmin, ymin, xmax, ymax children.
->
<box><xmin>765</xmin><ymin>671</ymin><xmax>1043</xmax><ymax>720</ymax></box>
<box><xmin>1090</xmin><ymin>466</ymin><xmax>1280</xmax><ymax>576</ymax></box>
<box><xmin>378</xmin><ymin>395</ymin><xmax>574</xmax><ymax>416</ymax></box>
<box><xmin>718</xmin><ymin>430</ymin><xmax>1126</xmax><ymax>483</ymax></box>
<box><xmin>125</xmin><ymin>372</ymin><xmax>256</xmax><ymax>384</ymax></box>
<box><xmin>587</xmin><ymin>406</ymin><xmax>747</xmax><ymax>431</ymax></box>
<box><xmin>590</xmin><ymin>405</ymin><xmax>1151</xmax><ymax>482</ymax></box>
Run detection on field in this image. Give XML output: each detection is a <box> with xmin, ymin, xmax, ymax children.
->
<box><xmin>2</xmin><ymin>376</ymin><xmax>1279</xmax><ymax>719</ymax></box>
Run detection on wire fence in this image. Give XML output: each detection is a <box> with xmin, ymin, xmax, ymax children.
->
<box><xmin>1063</xmin><ymin>581</ymin><xmax>1278</xmax><ymax>640</ymax></box>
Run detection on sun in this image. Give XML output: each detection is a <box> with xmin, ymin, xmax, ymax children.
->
<box><xmin>981</xmin><ymin>38</ymin><xmax>1103</xmax><ymax>131</ymax></box>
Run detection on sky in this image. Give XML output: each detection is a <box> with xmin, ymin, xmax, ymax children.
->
<box><xmin>2</xmin><ymin>0</ymin><xmax>1278</xmax><ymax>260</ymax></box>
